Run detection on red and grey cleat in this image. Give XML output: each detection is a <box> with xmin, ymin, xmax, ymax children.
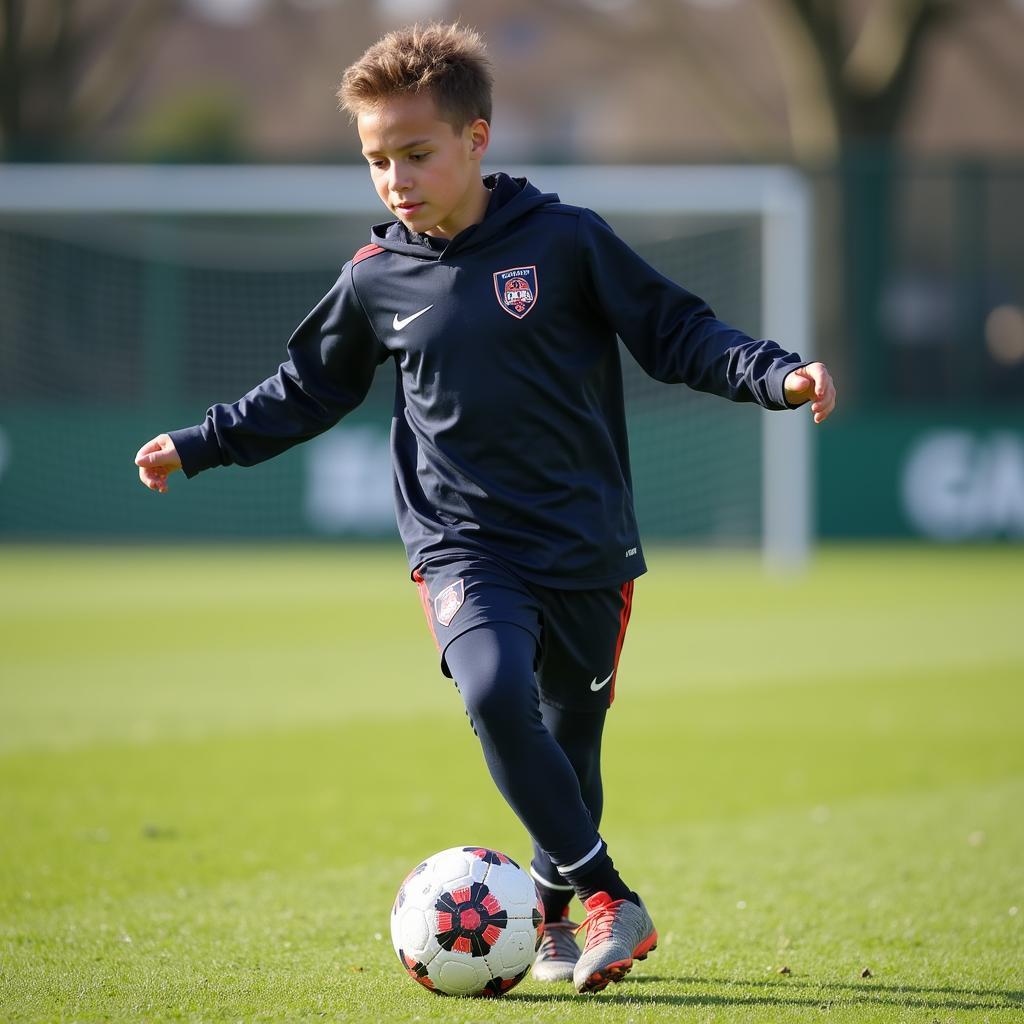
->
<box><xmin>572</xmin><ymin>891</ymin><xmax>657</xmax><ymax>994</ymax></box>
<box><xmin>532</xmin><ymin>917</ymin><xmax>581</xmax><ymax>983</ymax></box>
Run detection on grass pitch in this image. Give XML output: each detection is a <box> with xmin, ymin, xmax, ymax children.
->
<box><xmin>1</xmin><ymin>543</ymin><xmax>1022</xmax><ymax>1023</ymax></box>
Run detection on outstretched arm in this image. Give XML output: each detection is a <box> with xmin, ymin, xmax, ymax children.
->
<box><xmin>131</xmin><ymin>262</ymin><xmax>387</xmax><ymax>490</ymax></box>
<box><xmin>579</xmin><ymin>210</ymin><xmax>821</xmax><ymax>411</ymax></box>
<box><xmin>783</xmin><ymin>361</ymin><xmax>836</xmax><ymax>424</ymax></box>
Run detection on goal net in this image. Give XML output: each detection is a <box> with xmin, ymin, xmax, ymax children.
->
<box><xmin>0</xmin><ymin>165</ymin><xmax>811</xmax><ymax>566</ymax></box>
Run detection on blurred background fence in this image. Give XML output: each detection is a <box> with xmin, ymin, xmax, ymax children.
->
<box><xmin>1</xmin><ymin>0</ymin><xmax>1022</xmax><ymax>546</ymax></box>
<box><xmin>815</xmin><ymin>155</ymin><xmax>1024</xmax><ymax>541</ymax></box>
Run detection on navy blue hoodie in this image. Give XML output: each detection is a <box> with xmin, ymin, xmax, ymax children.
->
<box><xmin>170</xmin><ymin>173</ymin><xmax>806</xmax><ymax>587</ymax></box>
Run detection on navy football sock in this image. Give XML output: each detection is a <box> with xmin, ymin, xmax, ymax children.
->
<box><xmin>531</xmin><ymin>864</ymin><xmax>575</xmax><ymax>922</ymax></box>
<box><xmin>557</xmin><ymin>843</ymin><xmax>637</xmax><ymax>906</ymax></box>
<box><xmin>530</xmin><ymin>700</ymin><xmax>608</xmax><ymax>918</ymax></box>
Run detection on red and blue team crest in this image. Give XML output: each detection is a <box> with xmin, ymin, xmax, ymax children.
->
<box><xmin>434</xmin><ymin>579</ymin><xmax>464</xmax><ymax>627</ymax></box>
<box><xmin>493</xmin><ymin>266</ymin><xmax>538</xmax><ymax>319</ymax></box>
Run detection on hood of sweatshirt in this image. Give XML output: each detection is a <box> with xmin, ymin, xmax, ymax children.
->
<box><xmin>367</xmin><ymin>172</ymin><xmax>559</xmax><ymax>260</ymax></box>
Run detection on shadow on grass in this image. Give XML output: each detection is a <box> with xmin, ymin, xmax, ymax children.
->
<box><xmin>509</xmin><ymin>975</ymin><xmax>1023</xmax><ymax>1012</ymax></box>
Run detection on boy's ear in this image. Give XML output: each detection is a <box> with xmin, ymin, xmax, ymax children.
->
<box><xmin>467</xmin><ymin>118</ymin><xmax>490</xmax><ymax>159</ymax></box>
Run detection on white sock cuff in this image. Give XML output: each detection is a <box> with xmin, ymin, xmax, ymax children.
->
<box><xmin>530</xmin><ymin>867</ymin><xmax>574</xmax><ymax>892</ymax></box>
<box><xmin>528</xmin><ymin>868</ymin><xmax>577</xmax><ymax>892</ymax></box>
<box><xmin>555</xmin><ymin>839</ymin><xmax>604</xmax><ymax>876</ymax></box>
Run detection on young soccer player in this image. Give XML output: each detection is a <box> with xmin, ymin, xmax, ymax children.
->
<box><xmin>134</xmin><ymin>22</ymin><xmax>836</xmax><ymax>993</ymax></box>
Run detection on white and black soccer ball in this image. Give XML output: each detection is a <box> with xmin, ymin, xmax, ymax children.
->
<box><xmin>390</xmin><ymin>846</ymin><xmax>543</xmax><ymax>997</ymax></box>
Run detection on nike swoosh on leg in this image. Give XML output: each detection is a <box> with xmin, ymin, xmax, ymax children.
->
<box><xmin>590</xmin><ymin>670</ymin><xmax>614</xmax><ymax>692</ymax></box>
<box><xmin>393</xmin><ymin>305</ymin><xmax>433</xmax><ymax>331</ymax></box>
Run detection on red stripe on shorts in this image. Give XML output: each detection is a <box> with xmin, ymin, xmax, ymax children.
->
<box><xmin>412</xmin><ymin>570</ymin><xmax>440</xmax><ymax>651</ymax></box>
<box><xmin>609</xmin><ymin>579</ymin><xmax>634</xmax><ymax>705</ymax></box>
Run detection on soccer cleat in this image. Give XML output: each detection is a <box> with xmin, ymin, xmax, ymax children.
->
<box><xmin>572</xmin><ymin>891</ymin><xmax>657</xmax><ymax>994</ymax></box>
<box><xmin>531</xmin><ymin>917</ymin><xmax>580</xmax><ymax>982</ymax></box>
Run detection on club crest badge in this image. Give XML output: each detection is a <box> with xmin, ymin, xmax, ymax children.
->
<box><xmin>493</xmin><ymin>266</ymin><xmax>538</xmax><ymax>319</ymax></box>
<box><xmin>434</xmin><ymin>579</ymin><xmax>465</xmax><ymax>627</ymax></box>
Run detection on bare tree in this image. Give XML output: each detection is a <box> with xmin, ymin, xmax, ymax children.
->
<box><xmin>534</xmin><ymin>0</ymin><xmax>1020</xmax><ymax>397</ymax></box>
<box><xmin>534</xmin><ymin>0</ymin><xmax>974</xmax><ymax>160</ymax></box>
<box><xmin>0</xmin><ymin>0</ymin><xmax>177</xmax><ymax>159</ymax></box>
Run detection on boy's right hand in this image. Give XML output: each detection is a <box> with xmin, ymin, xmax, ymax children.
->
<box><xmin>135</xmin><ymin>434</ymin><xmax>182</xmax><ymax>493</ymax></box>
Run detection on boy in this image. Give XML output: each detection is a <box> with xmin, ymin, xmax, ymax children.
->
<box><xmin>135</xmin><ymin>22</ymin><xmax>836</xmax><ymax>994</ymax></box>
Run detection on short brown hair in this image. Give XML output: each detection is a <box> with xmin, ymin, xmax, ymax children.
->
<box><xmin>337</xmin><ymin>22</ymin><xmax>493</xmax><ymax>129</ymax></box>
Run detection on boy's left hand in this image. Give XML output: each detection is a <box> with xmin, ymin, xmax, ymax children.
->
<box><xmin>783</xmin><ymin>362</ymin><xmax>836</xmax><ymax>424</ymax></box>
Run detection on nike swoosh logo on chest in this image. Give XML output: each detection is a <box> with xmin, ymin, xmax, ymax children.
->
<box><xmin>393</xmin><ymin>305</ymin><xmax>433</xmax><ymax>331</ymax></box>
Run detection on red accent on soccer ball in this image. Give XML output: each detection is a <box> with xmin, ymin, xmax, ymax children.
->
<box><xmin>462</xmin><ymin>846</ymin><xmax>519</xmax><ymax>868</ymax></box>
<box><xmin>400</xmin><ymin>951</ymin><xmax>436</xmax><ymax>990</ymax></box>
<box><xmin>434</xmin><ymin>881</ymin><xmax>509</xmax><ymax>956</ymax></box>
<box><xmin>480</xmin><ymin>966</ymin><xmax>529</xmax><ymax>997</ymax></box>
<box><xmin>459</xmin><ymin>908</ymin><xmax>482</xmax><ymax>931</ymax></box>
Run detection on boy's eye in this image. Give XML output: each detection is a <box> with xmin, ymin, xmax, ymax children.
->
<box><xmin>369</xmin><ymin>159</ymin><xmax>388</xmax><ymax>170</ymax></box>
<box><xmin>409</xmin><ymin>152</ymin><xmax>429</xmax><ymax>162</ymax></box>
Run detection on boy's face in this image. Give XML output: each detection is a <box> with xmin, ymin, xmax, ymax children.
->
<box><xmin>357</xmin><ymin>92</ymin><xmax>490</xmax><ymax>240</ymax></box>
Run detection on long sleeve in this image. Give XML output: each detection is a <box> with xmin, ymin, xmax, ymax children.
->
<box><xmin>169</xmin><ymin>262</ymin><xmax>389</xmax><ymax>478</ymax></box>
<box><xmin>577</xmin><ymin>210</ymin><xmax>805</xmax><ymax>409</ymax></box>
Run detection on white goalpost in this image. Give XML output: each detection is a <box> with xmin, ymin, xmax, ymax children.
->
<box><xmin>0</xmin><ymin>164</ymin><xmax>813</xmax><ymax>567</ymax></box>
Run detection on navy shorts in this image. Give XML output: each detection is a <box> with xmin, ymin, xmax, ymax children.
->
<box><xmin>412</xmin><ymin>553</ymin><xmax>635</xmax><ymax>712</ymax></box>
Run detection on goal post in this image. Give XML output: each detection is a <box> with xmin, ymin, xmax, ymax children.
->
<box><xmin>0</xmin><ymin>164</ymin><xmax>813</xmax><ymax>567</ymax></box>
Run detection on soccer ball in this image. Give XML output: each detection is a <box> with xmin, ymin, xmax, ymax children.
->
<box><xmin>390</xmin><ymin>846</ymin><xmax>543</xmax><ymax>997</ymax></box>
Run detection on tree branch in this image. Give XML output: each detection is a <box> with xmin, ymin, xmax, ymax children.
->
<box><xmin>72</xmin><ymin>0</ymin><xmax>177</xmax><ymax>135</ymax></box>
<box><xmin>758</xmin><ymin>0</ymin><xmax>840</xmax><ymax>162</ymax></box>
<box><xmin>0</xmin><ymin>0</ymin><xmax>22</xmax><ymax>145</ymax></box>
<box><xmin>844</xmin><ymin>0</ymin><xmax>963</xmax><ymax>106</ymax></box>
<box><xmin>844</xmin><ymin>0</ymin><xmax>930</xmax><ymax>98</ymax></box>
<box><xmin>534</xmin><ymin>0</ymin><xmax>781</xmax><ymax>155</ymax></box>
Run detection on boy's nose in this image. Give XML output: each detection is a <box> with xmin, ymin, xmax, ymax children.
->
<box><xmin>388</xmin><ymin>166</ymin><xmax>412</xmax><ymax>193</ymax></box>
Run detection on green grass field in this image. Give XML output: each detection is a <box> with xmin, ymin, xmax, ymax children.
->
<box><xmin>1</xmin><ymin>544</ymin><xmax>1022</xmax><ymax>1023</ymax></box>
